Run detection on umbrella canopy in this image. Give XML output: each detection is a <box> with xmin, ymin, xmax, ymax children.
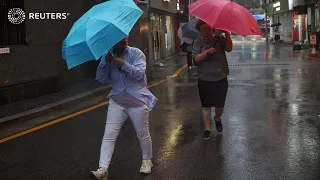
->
<box><xmin>189</xmin><ymin>0</ymin><xmax>262</xmax><ymax>37</ymax></box>
<box><xmin>62</xmin><ymin>0</ymin><xmax>142</xmax><ymax>69</ymax></box>
<box><xmin>180</xmin><ymin>18</ymin><xmax>200</xmax><ymax>40</ymax></box>
<box><xmin>177</xmin><ymin>27</ymin><xmax>194</xmax><ymax>44</ymax></box>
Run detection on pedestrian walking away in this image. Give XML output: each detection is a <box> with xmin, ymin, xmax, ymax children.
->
<box><xmin>90</xmin><ymin>37</ymin><xmax>158</xmax><ymax>180</ymax></box>
<box><xmin>181</xmin><ymin>42</ymin><xmax>195</xmax><ymax>70</ymax></box>
<box><xmin>186</xmin><ymin>43</ymin><xmax>194</xmax><ymax>70</ymax></box>
<box><xmin>192</xmin><ymin>20</ymin><xmax>233</xmax><ymax>140</ymax></box>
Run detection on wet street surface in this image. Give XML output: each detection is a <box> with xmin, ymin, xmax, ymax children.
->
<box><xmin>1</xmin><ymin>37</ymin><xmax>320</xmax><ymax>180</ymax></box>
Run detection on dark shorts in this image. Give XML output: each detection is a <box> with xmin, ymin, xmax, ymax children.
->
<box><xmin>197</xmin><ymin>78</ymin><xmax>228</xmax><ymax>108</ymax></box>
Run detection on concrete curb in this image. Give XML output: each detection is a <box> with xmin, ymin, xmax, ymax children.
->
<box><xmin>0</xmin><ymin>85</ymin><xmax>110</xmax><ymax>124</ymax></box>
<box><xmin>267</xmin><ymin>43</ymin><xmax>320</xmax><ymax>59</ymax></box>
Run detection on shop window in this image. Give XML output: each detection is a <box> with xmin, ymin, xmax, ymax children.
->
<box><xmin>164</xmin><ymin>16</ymin><xmax>174</xmax><ymax>57</ymax></box>
<box><xmin>315</xmin><ymin>8</ymin><xmax>320</xmax><ymax>31</ymax></box>
<box><xmin>0</xmin><ymin>0</ymin><xmax>26</xmax><ymax>46</ymax></box>
<box><xmin>151</xmin><ymin>14</ymin><xmax>163</xmax><ymax>60</ymax></box>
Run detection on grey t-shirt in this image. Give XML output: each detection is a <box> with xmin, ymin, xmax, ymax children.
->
<box><xmin>192</xmin><ymin>35</ymin><xmax>229</xmax><ymax>81</ymax></box>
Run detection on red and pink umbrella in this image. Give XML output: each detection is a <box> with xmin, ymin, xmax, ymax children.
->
<box><xmin>188</xmin><ymin>0</ymin><xmax>263</xmax><ymax>37</ymax></box>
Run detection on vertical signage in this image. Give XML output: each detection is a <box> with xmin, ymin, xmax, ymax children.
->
<box><xmin>288</xmin><ymin>0</ymin><xmax>293</xmax><ymax>10</ymax></box>
<box><xmin>177</xmin><ymin>0</ymin><xmax>180</xmax><ymax>11</ymax></box>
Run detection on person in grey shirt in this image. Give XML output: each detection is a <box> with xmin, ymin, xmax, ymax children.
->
<box><xmin>192</xmin><ymin>20</ymin><xmax>233</xmax><ymax>140</ymax></box>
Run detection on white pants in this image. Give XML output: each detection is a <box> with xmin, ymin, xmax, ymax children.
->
<box><xmin>99</xmin><ymin>99</ymin><xmax>152</xmax><ymax>168</ymax></box>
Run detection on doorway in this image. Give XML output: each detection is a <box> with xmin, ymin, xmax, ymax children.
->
<box><xmin>151</xmin><ymin>14</ymin><xmax>163</xmax><ymax>61</ymax></box>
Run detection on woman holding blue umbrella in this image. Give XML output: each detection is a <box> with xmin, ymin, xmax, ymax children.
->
<box><xmin>61</xmin><ymin>1</ymin><xmax>156</xmax><ymax>178</ymax></box>
<box><xmin>90</xmin><ymin>37</ymin><xmax>157</xmax><ymax>179</ymax></box>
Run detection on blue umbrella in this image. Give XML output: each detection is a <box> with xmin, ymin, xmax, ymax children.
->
<box><xmin>180</xmin><ymin>18</ymin><xmax>200</xmax><ymax>40</ymax></box>
<box><xmin>62</xmin><ymin>0</ymin><xmax>143</xmax><ymax>69</ymax></box>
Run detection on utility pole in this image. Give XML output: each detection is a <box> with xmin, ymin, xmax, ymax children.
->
<box><xmin>265</xmin><ymin>0</ymin><xmax>268</xmax><ymax>42</ymax></box>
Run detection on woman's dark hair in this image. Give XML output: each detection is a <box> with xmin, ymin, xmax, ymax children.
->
<box><xmin>195</xmin><ymin>20</ymin><xmax>206</xmax><ymax>31</ymax></box>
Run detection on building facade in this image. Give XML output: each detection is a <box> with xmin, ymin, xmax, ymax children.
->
<box><xmin>268</xmin><ymin>0</ymin><xmax>293</xmax><ymax>42</ymax></box>
<box><xmin>148</xmin><ymin>0</ymin><xmax>177</xmax><ymax>63</ymax></box>
<box><xmin>235</xmin><ymin>0</ymin><xmax>262</xmax><ymax>10</ymax></box>
<box><xmin>0</xmin><ymin>0</ymin><xmax>100</xmax><ymax>105</ymax></box>
<box><xmin>0</xmin><ymin>0</ymin><xmax>178</xmax><ymax>105</ymax></box>
<box><xmin>267</xmin><ymin>0</ymin><xmax>320</xmax><ymax>43</ymax></box>
<box><xmin>292</xmin><ymin>0</ymin><xmax>318</xmax><ymax>43</ymax></box>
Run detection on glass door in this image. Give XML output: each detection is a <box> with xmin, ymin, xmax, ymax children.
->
<box><xmin>164</xmin><ymin>15</ymin><xmax>174</xmax><ymax>57</ymax></box>
<box><xmin>151</xmin><ymin>14</ymin><xmax>163</xmax><ymax>61</ymax></box>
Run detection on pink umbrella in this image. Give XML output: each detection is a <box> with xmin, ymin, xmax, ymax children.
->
<box><xmin>188</xmin><ymin>0</ymin><xmax>263</xmax><ymax>37</ymax></box>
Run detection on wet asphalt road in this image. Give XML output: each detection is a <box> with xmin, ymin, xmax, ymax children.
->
<box><xmin>1</xmin><ymin>37</ymin><xmax>320</xmax><ymax>180</ymax></box>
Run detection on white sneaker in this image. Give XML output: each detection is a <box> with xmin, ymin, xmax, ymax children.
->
<box><xmin>90</xmin><ymin>168</ymin><xmax>108</xmax><ymax>180</ymax></box>
<box><xmin>140</xmin><ymin>160</ymin><xmax>153</xmax><ymax>174</ymax></box>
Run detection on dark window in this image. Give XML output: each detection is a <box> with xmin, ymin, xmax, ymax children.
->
<box><xmin>0</xmin><ymin>0</ymin><xmax>26</xmax><ymax>46</ymax></box>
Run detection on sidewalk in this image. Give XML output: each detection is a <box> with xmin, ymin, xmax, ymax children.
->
<box><xmin>267</xmin><ymin>41</ymin><xmax>320</xmax><ymax>58</ymax></box>
<box><xmin>0</xmin><ymin>54</ymin><xmax>187</xmax><ymax>124</ymax></box>
<box><xmin>0</xmin><ymin>79</ymin><xmax>108</xmax><ymax>122</ymax></box>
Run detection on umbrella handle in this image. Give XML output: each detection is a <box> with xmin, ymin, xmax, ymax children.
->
<box><xmin>108</xmin><ymin>49</ymin><xmax>116</xmax><ymax>58</ymax></box>
<box><xmin>213</xmin><ymin>32</ymin><xmax>221</xmax><ymax>48</ymax></box>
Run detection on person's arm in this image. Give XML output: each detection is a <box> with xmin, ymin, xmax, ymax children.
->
<box><xmin>194</xmin><ymin>51</ymin><xmax>208</xmax><ymax>63</ymax></box>
<box><xmin>224</xmin><ymin>31</ymin><xmax>233</xmax><ymax>52</ymax></box>
<box><xmin>120</xmin><ymin>48</ymin><xmax>146</xmax><ymax>80</ymax></box>
<box><xmin>192</xmin><ymin>39</ymin><xmax>216</xmax><ymax>63</ymax></box>
<box><xmin>96</xmin><ymin>53</ymin><xmax>111</xmax><ymax>83</ymax></box>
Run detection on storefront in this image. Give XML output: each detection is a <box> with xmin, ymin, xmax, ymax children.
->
<box><xmin>147</xmin><ymin>0</ymin><xmax>177</xmax><ymax>64</ymax></box>
<box><xmin>292</xmin><ymin>0</ymin><xmax>317</xmax><ymax>43</ymax></box>
<box><xmin>268</xmin><ymin>0</ymin><xmax>293</xmax><ymax>42</ymax></box>
<box><xmin>292</xmin><ymin>8</ymin><xmax>307</xmax><ymax>42</ymax></box>
<box><xmin>150</xmin><ymin>13</ymin><xmax>175</xmax><ymax>61</ymax></box>
<box><xmin>315</xmin><ymin>1</ymin><xmax>320</xmax><ymax>31</ymax></box>
<box><xmin>311</xmin><ymin>1</ymin><xmax>320</xmax><ymax>45</ymax></box>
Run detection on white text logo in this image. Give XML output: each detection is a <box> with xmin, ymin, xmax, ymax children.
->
<box><xmin>29</xmin><ymin>13</ymin><xmax>70</xmax><ymax>20</ymax></box>
<box><xmin>8</xmin><ymin>8</ymin><xmax>70</xmax><ymax>24</ymax></box>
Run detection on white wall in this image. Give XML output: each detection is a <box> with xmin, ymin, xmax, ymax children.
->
<box><xmin>278</xmin><ymin>11</ymin><xmax>293</xmax><ymax>41</ymax></box>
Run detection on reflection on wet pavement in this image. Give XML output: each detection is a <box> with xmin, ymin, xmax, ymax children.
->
<box><xmin>145</xmin><ymin>41</ymin><xmax>320</xmax><ymax>180</ymax></box>
<box><xmin>0</xmin><ymin>40</ymin><xmax>319</xmax><ymax>180</ymax></box>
